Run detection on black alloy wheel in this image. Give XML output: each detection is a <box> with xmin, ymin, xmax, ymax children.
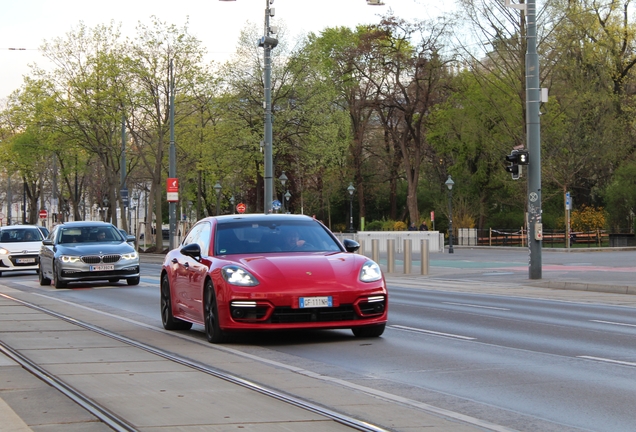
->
<box><xmin>160</xmin><ymin>274</ymin><xmax>192</xmax><ymax>331</ymax></box>
<box><xmin>204</xmin><ymin>280</ymin><xmax>228</xmax><ymax>344</ymax></box>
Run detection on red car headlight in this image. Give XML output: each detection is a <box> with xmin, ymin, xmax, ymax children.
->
<box><xmin>221</xmin><ymin>265</ymin><xmax>260</xmax><ymax>286</ymax></box>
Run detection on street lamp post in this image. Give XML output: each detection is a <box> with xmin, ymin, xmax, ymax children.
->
<box><xmin>445</xmin><ymin>175</ymin><xmax>454</xmax><ymax>254</ymax></box>
<box><xmin>284</xmin><ymin>190</ymin><xmax>291</xmax><ymax>214</ymax></box>
<box><xmin>279</xmin><ymin>171</ymin><xmax>287</xmax><ymax>213</ymax></box>
<box><xmin>214</xmin><ymin>182</ymin><xmax>222</xmax><ymax>216</ymax></box>
<box><xmin>347</xmin><ymin>183</ymin><xmax>355</xmax><ymax>233</ymax></box>
<box><xmin>102</xmin><ymin>197</ymin><xmax>109</xmax><ymax>222</ymax></box>
<box><xmin>229</xmin><ymin>196</ymin><xmax>235</xmax><ymax>214</ymax></box>
<box><xmin>219</xmin><ymin>0</ymin><xmax>383</xmax><ymax>214</ymax></box>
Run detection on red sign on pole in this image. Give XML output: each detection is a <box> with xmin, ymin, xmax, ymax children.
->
<box><xmin>39</xmin><ymin>209</ymin><xmax>48</xmax><ymax>219</ymax></box>
<box><xmin>430</xmin><ymin>211</ymin><xmax>435</xmax><ymax>222</ymax></box>
<box><xmin>167</xmin><ymin>178</ymin><xmax>179</xmax><ymax>202</ymax></box>
<box><xmin>236</xmin><ymin>203</ymin><xmax>246</xmax><ymax>214</ymax></box>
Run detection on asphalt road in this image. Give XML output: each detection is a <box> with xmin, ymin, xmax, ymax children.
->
<box><xmin>3</xmin><ymin>247</ymin><xmax>636</xmax><ymax>431</ymax></box>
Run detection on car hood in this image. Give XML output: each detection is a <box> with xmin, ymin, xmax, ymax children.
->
<box><xmin>234</xmin><ymin>252</ymin><xmax>368</xmax><ymax>289</ymax></box>
<box><xmin>54</xmin><ymin>243</ymin><xmax>136</xmax><ymax>255</ymax></box>
<box><xmin>1</xmin><ymin>241</ymin><xmax>42</xmax><ymax>254</ymax></box>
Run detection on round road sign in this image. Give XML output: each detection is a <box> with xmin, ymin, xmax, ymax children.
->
<box><xmin>39</xmin><ymin>209</ymin><xmax>48</xmax><ymax>219</ymax></box>
<box><xmin>236</xmin><ymin>203</ymin><xmax>246</xmax><ymax>214</ymax></box>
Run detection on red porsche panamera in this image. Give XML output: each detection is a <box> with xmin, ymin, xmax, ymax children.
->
<box><xmin>160</xmin><ymin>214</ymin><xmax>387</xmax><ymax>343</ymax></box>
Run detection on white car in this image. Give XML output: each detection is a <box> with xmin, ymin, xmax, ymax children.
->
<box><xmin>0</xmin><ymin>225</ymin><xmax>45</xmax><ymax>276</ymax></box>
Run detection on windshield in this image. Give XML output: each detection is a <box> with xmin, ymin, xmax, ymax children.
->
<box><xmin>0</xmin><ymin>228</ymin><xmax>43</xmax><ymax>243</ymax></box>
<box><xmin>215</xmin><ymin>220</ymin><xmax>342</xmax><ymax>255</ymax></box>
<box><xmin>58</xmin><ymin>226</ymin><xmax>123</xmax><ymax>244</ymax></box>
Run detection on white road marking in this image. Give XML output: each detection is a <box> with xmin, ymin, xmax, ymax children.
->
<box><xmin>591</xmin><ymin>319</ymin><xmax>636</xmax><ymax>328</ymax></box>
<box><xmin>390</xmin><ymin>324</ymin><xmax>475</xmax><ymax>340</ymax></box>
<box><xmin>443</xmin><ymin>302</ymin><xmax>510</xmax><ymax>311</ymax></box>
<box><xmin>578</xmin><ymin>356</ymin><xmax>636</xmax><ymax>367</ymax></box>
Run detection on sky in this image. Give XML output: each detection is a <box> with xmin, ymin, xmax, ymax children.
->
<box><xmin>0</xmin><ymin>0</ymin><xmax>457</xmax><ymax>101</ymax></box>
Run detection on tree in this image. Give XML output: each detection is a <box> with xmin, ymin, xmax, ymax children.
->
<box><xmin>125</xmin><ymin>17</ymin><xmax>211</xmax><ymax>246</ymax></box>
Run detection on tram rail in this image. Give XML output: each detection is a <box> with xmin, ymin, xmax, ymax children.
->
<box><xmin>0</xmin><ymin>292</ymin><xmax>388</xmax><ymax>432</ymax></box>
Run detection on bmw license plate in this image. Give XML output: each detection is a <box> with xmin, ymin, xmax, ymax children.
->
<box><xmin>90</xmin><ymin>265</ymin><xmax>115</xmax><ymax>271</ymax></box>
<box><xmin>299</xmin><ymin>296</ymin><xmax>332</xmax><ymax>308</ymax></box>
<box><xmin>16</xmin><ymin>258</ymin><xmax>35</xmax><ymax>264</ymax></box>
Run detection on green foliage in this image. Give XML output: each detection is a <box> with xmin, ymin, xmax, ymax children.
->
<box><xmin>365</xmin><ymin>220</ymin><xmax>383</xmax><ymax>231</ymax></box>
<box><xmin>602</xmin><ymin>161</ymin><xmax>636</xmax><ymax>231</ymax></box>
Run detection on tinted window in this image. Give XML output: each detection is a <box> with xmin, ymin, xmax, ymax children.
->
<box><xmin>0</xmin><ymin>228</ymin><xmax>42</xmax><ymax>243</ymax></box>
<box><xmin>215</xmin><ymin>220</ymin><xmax>341</xmax><ymax>255</ymax></box>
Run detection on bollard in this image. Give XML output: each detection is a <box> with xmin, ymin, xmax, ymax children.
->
<box><xmin>358</xmin><ymin>239</ymin><xmax>364</xmax><ymax>255</ymax></box>
<box><xmin>404</xmin><ymin>239</ymin><xmax>412</xmax><ymax>274</ymax></box>
<box><xmin>387</xmin><ymin>239</ymin><xmax>395</xmax><ymax>273</ymax></box>
<box><xmin>372</xmin><ymin>239</ymin><xmax>379</xmax><ymax>264</ymax></box>
<box><xmin>421</xmin><ymin>239</ymin><xmax>429</xmax><ymax>275</ymax></box>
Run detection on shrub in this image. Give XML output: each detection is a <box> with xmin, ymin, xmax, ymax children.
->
<box><xmin>365</xmin><ymin>220</ymin><xmax>383</xmax><ymax>231</ymax></box>
<box><xmin>332</xmin><ymin>223</ymin><xmax>346</xmax><ymax>232</ymax></box>
<box><xmin>393</xmin><ymin>221</ymin><xmax>407</xmax><ymax>231</ymax></box>
<box><xmin>571</xmin><ymin>205</ymin><xmax>606</xmax><ymax>232</ymax></box>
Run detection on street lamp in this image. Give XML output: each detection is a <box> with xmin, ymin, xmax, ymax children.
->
<box><xmin>220</xmin><ymin>0</ymin><xmax>277</xmax><ymax>214</ymax></box>
<box><xmin>347</xmin><ymin>182</ymin><xmax>355</xmax><ymax>233</ymax></box>
<box><xmin>445</xmin><ymin>175</ymin><xmax>455</xmax><ymax>254</ymax></box>
<box><xmin>102</xmin><ymin>197</ymin><xmax>109</xmax><ymax>222</ymax></box>
<box><xmin>219</xmin><ymin>0</ymin><xmax>383</xmax><ymax>214</ymax></box>
<box><xmin>284</xmin><ymin>190</ymin><xmax>291</xmax><ymax>214</ymax></box>
<box><xmin>279</xmin><ymin>171</ymin><xmax>287</xmax><ymax>213</ymax></box>
<box><xmin>214</xmin><ymin>182</ymin><xmax>222</xmax><ymax>216</ymax></box>
<box><xmin>229</xmin><ymin>196</ymin><xmax>235</xmax><ymax>214</ymax></box>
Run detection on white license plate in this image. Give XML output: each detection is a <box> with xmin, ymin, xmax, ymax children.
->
<box><xmin>16</xmin><ymin>258</ymin><xmax>36</xmax><ymax>264</ymax></box>
<box><xmin>90</xmin><ymin>265</ymin><xmax>115</xmax><ymax>271</ymax></box>
<box><xmin>299</xmin><ymin>296</ymin><xmax>332</xmax><ymax>308</ymax></box>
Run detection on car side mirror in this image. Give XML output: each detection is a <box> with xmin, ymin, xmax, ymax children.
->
<box><xmin>42</xmin><ymin>239</ymin><xmax>53</xmax><ymax>246</ymax></box>
<box><xmin>126</xmin><ymin>235</ymin><xmax>136</xmax><ymax>243</ymax></box>
<box><xmin>180</xmin><ymin>243</ymin><xmax>201</xmax><ymax>260</ymax></box>
<box><xmin>342</xmin><ymin>238</ymin><xmax>360</xmax><ymax>253</ymax></box>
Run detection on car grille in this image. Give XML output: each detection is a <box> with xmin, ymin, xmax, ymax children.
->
<box><xmin>270</xmin><ymin>305</ymin><xmax>356</xmax><ymax>323</ymax></box>
<box><xmin>81</xmin><ymin>254</ymin><xmax>121</xmax><ymax>264</ymax></box>
<box><xmin>8</xmin><ymin>254</ymin><xmax>39</xmax><ymax>267</ymax></box>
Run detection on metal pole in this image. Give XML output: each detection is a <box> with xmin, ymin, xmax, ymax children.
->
<box><xmin>6</xmin><ymin>173</ymin><xmax>11</xmax><ymax>225</ymax></box>
<box><xmin>403</xmin><ymin>239</ymin><xmax>412</xmax><ymax>274</ymax></box>
<box><xmin>349</xmin><ymin>194</ymin><xmax>353</xmax><ymax>232</ymax></box>
<box><xmin>421</xmin><ymin>239</ymin><xmax>429</xmax><ymax>275</ymax></box>
<box><xmin>526</xmin><ymin>0</ymin><xmax>542</xmax><ymax>279</ymax></box>
<box><xmin>120</xmin><ymin>111</ymin><xmax>127</xmax><ymax>231</ymax></box>
<box><xmin>448</xmin><ymin>188</ymin><xmax>454</xmax><ymax>254</ymax></box>
<box><xmin>262</xmin><ymin>0</ymin><xmax>275</xmax><ymax>214</ymax></box>
<box><xmin>169</xmin><ymin>60</ymin><xmax>177</xmax><ymax>251</ymax></box>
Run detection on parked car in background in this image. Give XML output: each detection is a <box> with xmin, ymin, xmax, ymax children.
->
<box><xmin>39</xmin><ymin>221</ymin><xmax>140</xmax><ymax>288</ymax></box>
<box><xmin>0</xmin><ymin>225</ymin><xmax>45</xmax><ymax>276</ymax></box>
<box><xmin>38</xmin><ymin>226</ymin><xmax>50</xmax><ymax>239</ymax></box>
<box><xmin>160</xmin><ymin>214</ymin><xmax>387</xmax><ymax>343</ymax></box>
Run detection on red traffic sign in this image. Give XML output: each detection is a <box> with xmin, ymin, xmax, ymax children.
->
<box><xmin>39</xmin><ymin>209</ymin><xmax>48</xmax><ymax>219</ymax></box>
<box><xmin>236</xmin><ymin>203</ymin><xmax>246</xmax><ymax>214</ymax></box>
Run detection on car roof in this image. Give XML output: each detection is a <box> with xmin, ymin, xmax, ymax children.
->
<box><xmin>1</xmin><ymin>224</ymin><xmax>43</xmax><ymax>230</ymax></box>
<box><xmin>210</xmin><ymin>214</ymin><xmax>316</xmax><ymax>226</ymax></box>
<box><xmin>56</xmin><ymin>221</ymin><xmax>114</xmax><ymax>228</ymax></box>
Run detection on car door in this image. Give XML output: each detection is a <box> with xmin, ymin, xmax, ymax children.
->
<box><xmin>39</xmin><ymin>226</ymin><xmax>58</xmax><ymax>278</ymax></box>
<box><xmin>183</xmin><ymin>221</ymin><xmax>211</xmax><ymax>320</ymax></box>
<box><xmin>171</xmin><ymin>224</ymin><xmax>202</xmax><ymax>320</ymax></box>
